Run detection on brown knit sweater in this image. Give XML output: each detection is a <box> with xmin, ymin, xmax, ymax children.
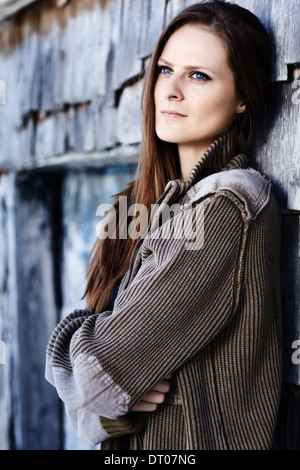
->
<box><xmin>45</xmin><ymin>132</ymin><xmax>282</xmax><ymax>450</ymax></box>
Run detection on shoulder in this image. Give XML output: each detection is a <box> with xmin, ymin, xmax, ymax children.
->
<box><xmin>185</xmin><ymin>168</ymin><xmax>272</xmax><ymax>221</ymax></box>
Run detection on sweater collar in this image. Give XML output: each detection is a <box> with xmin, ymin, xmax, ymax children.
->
<box><xmin>164</xmin><ymin>131</ymin><xmax>249</xmax><ymax>198</ymax></box>
<box><xmin>151</xmin><ymin>132</ymin><xmax>249</xmax><ymax>229</ymax></box>
<box><xmin>183</xmin><ymin>131</ymin><xmax>248</xmax><ymax>187</ymax></box>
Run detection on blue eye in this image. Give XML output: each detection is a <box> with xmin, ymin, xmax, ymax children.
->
<box><xmin>158</xmin><ymin>66</ymin><xmax>173</xmax><ymax>76</ymax></box>
<box><xmin>191</xmin><ymin>71</ymin><xmax>211</xmax><ymax>82</ymax></box>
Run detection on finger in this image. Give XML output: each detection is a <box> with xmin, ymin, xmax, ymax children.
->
<box><xmin>151</xmin><ymin>380</ymin><xmax>171</xmax><ymax>394</ymax></box>
<box><xmin>131</xmin><ymin>400</ymin><xmax>158</xmax><ymax>412</ymax></box>
<box><xmin>164</xmin><ymin>373</ymin><xmax>172</xmax><ymax>379</ymax></box>
<box><xmin>140</xmin><ymin>390</ymin><xmax>166</xmax><ymax>404</ymax></box>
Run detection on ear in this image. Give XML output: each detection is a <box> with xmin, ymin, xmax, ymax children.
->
<box><xmin>236</xmin><ymin>101</ymin><xmax>246</xmax><ymax>114</ymax></box>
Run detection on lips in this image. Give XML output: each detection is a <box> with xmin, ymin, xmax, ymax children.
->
<box><xmin>160</xmin><ymin>110</ymin><xmax>187</xmax><ymax>119</ymax></box>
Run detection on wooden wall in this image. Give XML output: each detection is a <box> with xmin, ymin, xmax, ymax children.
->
<box><xmin>0</xmin><ymin>0</ymin><xmax>299</xmax><ymax>450</ymax></box>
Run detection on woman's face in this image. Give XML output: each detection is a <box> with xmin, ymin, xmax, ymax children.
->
<box><xmin>154</xmin><ymin>24</ymin><xmax>245</xmax><ymax>157</ymax></box>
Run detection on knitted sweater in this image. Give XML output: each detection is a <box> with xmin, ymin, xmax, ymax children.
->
<box><xmin>45</xmin><ymin>132</ymin><xmax>282</xmax><ymax>450</ymax></box>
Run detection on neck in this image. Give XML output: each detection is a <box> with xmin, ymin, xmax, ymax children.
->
<box><xmin>178</xmin><ymin>141</ymin><xmax>214</xmax><ymax>179</ymax></box>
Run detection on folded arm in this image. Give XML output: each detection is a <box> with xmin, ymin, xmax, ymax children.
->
<box><xmin>45</xmin><ymin>193</ymin><xmax>247</xmax><ymax>444</ymax></box>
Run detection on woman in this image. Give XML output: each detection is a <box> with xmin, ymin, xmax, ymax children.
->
<box><xmin>46</xmin><ymin>1</ymin><xmax>282</xmax><ymax>450</ymax></box>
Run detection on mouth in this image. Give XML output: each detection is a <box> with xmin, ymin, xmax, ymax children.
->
<box><xmin>160</xmin><ymin>110</ymin><xmax>187</xmax><ymax>119</ymax></box>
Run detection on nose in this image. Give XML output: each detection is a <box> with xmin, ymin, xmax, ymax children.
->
<box><xmin>164</xmin><ymin>76</ymin><xmax>184</xmax><ymax>101</ymax></box>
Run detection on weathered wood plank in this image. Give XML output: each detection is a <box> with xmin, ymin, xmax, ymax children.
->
<box><xmin>275</xmin><ymin>383</ymin><xmax>300</xmax><ymax>450</ymax></box>
<box><xmin>111</xmin><ymin>0</ymin><xmax>143</xmax><ymax>90</ymax></box>
<box><xmin>0</xmin><ymin>173</ymin><xmax>17</xmax><ymax>450</ymax></box>
<box><xmin>230</xmin><ymin>0</ymin><xmax>300</xmax><ymax>81</ymax></box>
<box><xmin>14</xmin><ymin>173</ymin><xmax>62</xmax><ymax>450</ymax></box>
<box><xmin>34</xmin><ymin>111</ymin><xmax>66</xmax><ymax>159</ymax></box>
<box><xmin>66</xmin><ymin>103</ymin><xmax>95</xmax><ymax>153</ymax></box>
<box><xmin>61</xmin><ymin>166</ymin><xmax>136</xmax><ymax>449</ymax></box>
<box><xmin>165</xmin><ymin>0</ymin><xmax>200</xmax><ymax>26</ymax></box>
<box><xmin>95</xmin><ymin>105</ymin><xmax>118</xmax><ymax>151</ymax></box>
<box><xmin>137</xmin><ymin>0</ymin><xmax>165</xmax><ymax>59</ymax></box>
<box><xmin>116</xmin><ymin>79</ymin><xmax>143</xmax><ymax>145</ymax></box>
<box><xmin>280</xmin><ymin>215</ymin><xmax>300</xmax><ymax>386</ymax></box>
<box><xmin>251</xmin><ymin>76</ymin><xmax>300</xmax><ymax>213</ymax></box>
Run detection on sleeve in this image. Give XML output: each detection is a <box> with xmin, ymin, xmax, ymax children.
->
<box><xmin>45</xmin><ymin>193</ymin><xmax>247</xmax><ymax>445</ymax></box>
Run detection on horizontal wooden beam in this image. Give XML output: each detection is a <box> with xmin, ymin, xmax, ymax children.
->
<box><xmin>0</xmin><ymin>144</ymin><xmax>140</xmax><ymax>173</ymax></box>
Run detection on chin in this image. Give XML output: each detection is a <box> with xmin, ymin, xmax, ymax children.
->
<box><xmin>155</xmin><ymin>130</ymin><xmax>181</xmax><ymax>144</ymax></box>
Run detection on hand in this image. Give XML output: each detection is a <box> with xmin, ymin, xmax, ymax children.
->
<box><xmin>131</xmin><ymin>374</ymin><xmax>172</xmax><ymax>412</ymax></box>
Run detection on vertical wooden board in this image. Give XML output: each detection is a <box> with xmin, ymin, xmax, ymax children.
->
<box><xmin>288</xmin><ymin>67</ymin><xmax>300</xmax><ymax>212</ymax></box>
<box><xmin>34</xmin><ymin>114</ymin><xmax>56</xmax><ymax>160</ymax></box>
<box><xmin>0</xmin><ymin>36</ymin><xmax>33</xmax><ymax>167</ymax></box>
<box><xmin>33</xmin><ymin>4</ymin><xmax>57</xmax><ymax>112</ymax></box>
<box><xmin>275</xmin><ymin>382</ymin><xmax>300</xmax><ymax>450</ymax></box>
<box><xmin>285</xmin><ymin>385</ymin><xmax>300</xmax><ymax>450</ymax></box>
<box><xmin>39</xmin><ymin>17</ymin><xmax>61</xmax><ymax>111</ymax></box>
<box><xmin>65</xmin><ymin>105</ymin><xmax>76</xmax><ymax>151</ymax></box>
<box><xmin>230</xmin><ymin>0</ymin><xmax>300</xmax><ymax>82</ymax></box>
<box><xmin>18</xmin><ymin>118</ymin><xmax>35</xmax><ymax>166</ymax></box>
<box><xmin>58</xmin><ymin>5</ymin><xmax>77</xmax><ymax>104</ymax></box>
<box><xmin>280</xmin><ymin>215</ymin><xmax>300</xmax><ymax>386</ymax></box>
<box><xmin>77</xmin><ymin>104</ymin><xmax>96</xmax><ymax>153</ymax></box>
<box><xmin>0</xmin><ymin>173</ymin><xmax>17</xmax><ymax>450</ymax></box>
<box><xmin>165</xmin><ymin>0</ymin><xmax>198</xmax><ymax>26</ymax></box>
<box><xmin>61</xmin><ymin>166</ymin><xmax>137</xmax><ymax>312</ymax></box>
<box><xmin>61</xmin><ymin>166</ymin><xmax>136</xmax><ymax>449</ymax></box>
<box><xmin>104</xmin><ymin>0</ymin><xmax>123</xmax><ymax>104</ymax></box>
<box><xmin>111</xmin><ymin>0</ymin><xmax>143</xmax><ymax>90</ymax></box>
<box><xmin>61</xmin><ymin>167</ymin><xmax>136</xmax><ymax>318</ymax></box>
<box><xmin>0</xmin><ymin>76</ymin><xmax>10</xmax><ymax>165</ymax></box>
<box><xmin>65</xmin><ymin>1</ymin><xmax>92</xmax><ymax>104</ymax></box>
<box><xmin>16</xmin><ymin>18</ymin><xmax>40</xmax><ymax>119</ymax></box>
<box><xmin>52</xmin><ymin>111</ymin><xmax>67</xmax><ymax>156</ymax></box>
<box><xmin>14</xmin><ymin>174</ymin><xmax>62</xmax><ymax>449</ymax></box>
<box><xmin>52</xmin><ymin>3</ymin><xmax>71</xmax><ymax>106</ymax></box>
<box><xmin>250</xmin><ymin>80</ymin><xmax>300</xmax><ymax>212</ymax></box>
<box><xmin>116</xmin><ymin>79</ymin><xmax>143</xmax><ymax>145</ymax></box>
<box><xmin>137</xmin><ymin>0</ymin><xmax>166</xmax><ymax>59</ymax></box>
<box><xmin>57</xmin><ymin>0</ymin><xmax>111</xmax><ymax>104</ymax></box>
<box><xmin>65</xmin><ymin>103</ymin><xmax>95</xmax><ymax>154</ymax></box>
<box><xmin>95</xmin><ymin>105</ymin><xmax>118</xmax><ymax>151</ymax></box>
<box><xmin>90</xmin><ymin>0</ymin><xmax>112</xmax><ymax>99</ymax></box>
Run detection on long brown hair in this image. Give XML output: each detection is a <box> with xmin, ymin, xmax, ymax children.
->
<box><xmin>84</xmin><ymin>0</ymin><xmax>271</xmax><ymax>313</ymax></box>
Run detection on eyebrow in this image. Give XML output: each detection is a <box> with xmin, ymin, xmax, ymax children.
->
<box><xmin>158</xmin><ymin>57</ymin><xmax>216</xmax><ymax>75</ymax></box>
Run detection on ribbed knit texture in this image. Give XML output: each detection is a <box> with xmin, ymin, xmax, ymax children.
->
<box><xmin>46</xmin><ymin>132</ymin><xmax>282</xmax><ymax>450</ymax></box>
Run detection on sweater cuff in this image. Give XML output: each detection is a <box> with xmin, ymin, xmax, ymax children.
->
<box><xmin>100</xmin><ymin>412</ymin><xmax>145</xmax><ymax>438</ymax></box>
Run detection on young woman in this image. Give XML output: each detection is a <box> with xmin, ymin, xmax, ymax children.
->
<box><xmin>46</xmin><ymin>1</ymin><xmax>282</xmax><ymax>450</ymax></box>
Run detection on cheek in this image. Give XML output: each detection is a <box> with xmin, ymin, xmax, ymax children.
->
<box><xmin>195</xmin><ymin>87</ymin><xmax>238</xmax><ymax>122</ymax></box>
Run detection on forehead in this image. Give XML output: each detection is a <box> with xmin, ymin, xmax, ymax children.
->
<box><xmin>161</xmin><ymin>24</ymin><xmax>229</xmax><ymax>70</ymax></box>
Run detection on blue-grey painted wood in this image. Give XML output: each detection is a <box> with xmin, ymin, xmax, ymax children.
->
<box><xmin>0</xmin><ymin>173</ymin><xmax>17</xmax><ymax>450</ymax></box>
<box><xmin>230</xmin><ymin>0</ymin><xmax>300</xmax><ymax>81</ymax></box>
<box><xmin>13</xmin><ymin>174</ymin><xmax>63</xmax><ymax>450</ymax></box>
<box><xmin>61</xmin><ymin>165</ymin><xmax>136</xmax><ymax>449</ymax></box>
